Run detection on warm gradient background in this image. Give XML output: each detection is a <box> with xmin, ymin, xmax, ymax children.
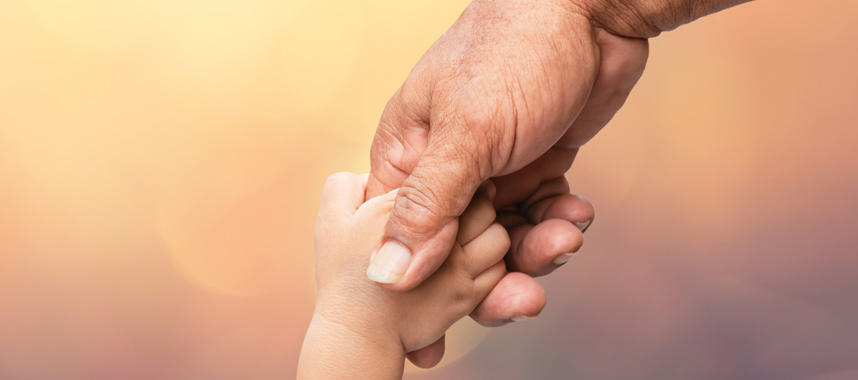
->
<box><xmin>1</xmin><ymin>0</ymin><xmax>857</xmax><ymax>379</ymax></box>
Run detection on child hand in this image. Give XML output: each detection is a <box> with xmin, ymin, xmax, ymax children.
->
<box><xmin>299</xmin><ymin>172</ymin><xmax>508</xmax><ymax>379</ymax></box>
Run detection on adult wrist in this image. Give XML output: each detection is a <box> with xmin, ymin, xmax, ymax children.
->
<box><xmin>574</xmin><ymin>0</ymin><xmax>752</xmax><ymax>38</ymax></box>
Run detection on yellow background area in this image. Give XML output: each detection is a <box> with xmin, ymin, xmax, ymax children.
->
<box><xmin>2</xmin><ymin>1</ymin><xmax>858</xmax><ymax>379</ymax></box>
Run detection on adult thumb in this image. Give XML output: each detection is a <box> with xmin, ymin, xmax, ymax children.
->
<box><xmin>366</xmin><ymin>131</ymin><xmax>491</xmax><ymax>290</ymax></box>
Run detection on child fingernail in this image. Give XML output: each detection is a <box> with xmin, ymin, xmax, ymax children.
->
<box><xmin>511</xmin><ymin>315</ymin><xmax>533</xmax><ymax>322</ymax></box>
<box><xmin>574</xmin><ymin>220</ymin><xmax>591</xmax><ymax>232</ymax></box>
<box><xmin>553</xmin><ymin>252</ymin><xmax>577</xmax><ymax>265</ymax></box>
<box><xmin>366</xmin><ymin>241</ymin><xmax>411</xmax><ymax>284</ymax></box>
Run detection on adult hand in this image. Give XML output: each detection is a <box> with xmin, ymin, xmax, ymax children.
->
<box><xmin>365</xmin><ymin>0</ymin><xmax>748</xmax><ymax>368</ymax></box>
<box><xmin>366</xmin><ymin>0</ymin><xmax>647</xmax><ymax>305</ymax></box>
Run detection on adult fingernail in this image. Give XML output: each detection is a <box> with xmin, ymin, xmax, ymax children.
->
<box><xmin>366</xmin><ymin>241</ymin><xmax>411</xmax><ymax>284</ymax></box>
<box><xmin>553</xmin><ymin>252</ymin><xmax>577</xmax><ymax>265</ymax></box>
<box><xmin>511</xmin><ymin>315</ymin><xmax>533</xmax><ymax>322</ymax></box>
<box><xmin>575</xmin><ymin>220</ymin><xmax>592</xmax><ymax>232</ymax></box>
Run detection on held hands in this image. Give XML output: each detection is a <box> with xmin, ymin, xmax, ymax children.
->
<box><xmin>364</xmin><ymin>0</ymin><xmax>650</xmax><ymax>365</ymax></box>
<box><xmin>366</xmin><ymin>0</ymin><xmax>646</xmax><ymax>325</ymax></box>
<box><xmin>363</xmin><ymin>0</ymin><xmax>748</xmax><ymax>367</ymax></box>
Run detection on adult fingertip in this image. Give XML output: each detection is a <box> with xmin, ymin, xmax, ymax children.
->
<box><xmin>471</xmin><ymin>272</ymin><xmax>546</xmax><ymax>327</ymax></box>
<box><xmin>506</xmin><ymin>219</ymin><xmax>583</xmax><ymax>276</ymax></box>
<box><xmin>374</xmin><ymin>182</ymin><xmax>463</xmax><ymax>290</ymax></box>
<box><xmin>505</xmin><ymin>272</ymin><xmax>547</xmax><ymax>318</ymax></box>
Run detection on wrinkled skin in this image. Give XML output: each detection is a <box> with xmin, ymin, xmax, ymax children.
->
<box><xmin>363</xmin><ymin>0</ymin><xmax>744</xmax><ymax>367</ymax></box>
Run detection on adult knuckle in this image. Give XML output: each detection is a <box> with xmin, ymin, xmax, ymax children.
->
<box><xmin>394</xmin><ymin>184</ymin><xmax>445</xmax><ymax>236</ymax></box>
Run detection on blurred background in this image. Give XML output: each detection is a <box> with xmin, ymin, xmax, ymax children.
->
<box><xmin>1</xmin><ymin>0</ymin><xmax>857</xmax><ymax>379</ymax></box>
